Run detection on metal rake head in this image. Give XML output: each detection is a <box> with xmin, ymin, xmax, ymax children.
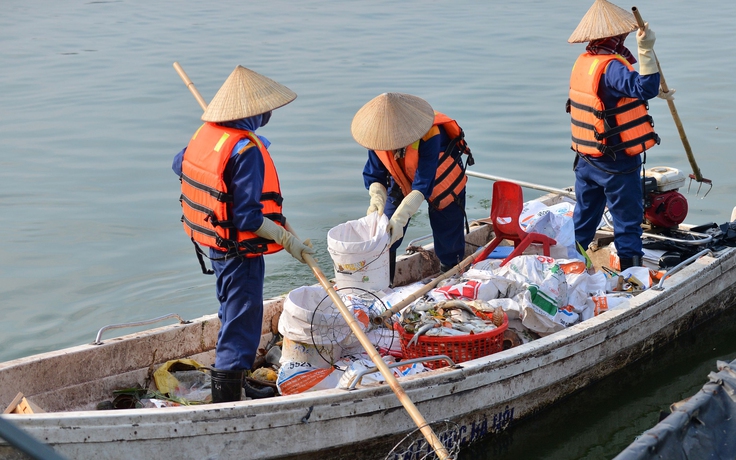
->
<box><xmin>687</xmin><ymin>174</ymin><xmax>713</xmax><ymax>199</ymax></box>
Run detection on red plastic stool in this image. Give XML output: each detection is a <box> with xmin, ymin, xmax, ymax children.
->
<box><xmin>474</xmin><ymin>181</ymin><xmax>556</xmax><ymax>266</ymax></box>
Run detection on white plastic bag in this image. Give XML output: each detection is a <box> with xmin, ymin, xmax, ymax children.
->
<box><xmin>526</xmin><ymin>202</ymin><xmax>581</xmax><ymax>259</ymax></box>
<box><xmin>518</xmin><ymin>289</ymin><xmax>565</xmax><ymax>336</ymax></box>
<box><xmin>499</xmin><ymin>255</ymin><xmax>569</xmax><ymax>315</ymax></box>
<box><xmin>565</xmin><ymin>270</ymin><xmax>606</xmax><ymax>321</ymax></box>
<box><xmin>337</xmin><ymin>354</ymin><xmax>427</xmax><ymax>389</ymax></box>
<box><xmin>499</xmin><ymin>255</ymin><xmax>571</xmax><ymax>335</ymax></box>
<box><xmin>590</xmin><ymin>292</ymin><xmax>634</xmax><ymax>316</ymax></box>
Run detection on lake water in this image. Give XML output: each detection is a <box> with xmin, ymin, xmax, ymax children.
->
<box><xmin>2</xmin><ymin>0</ymin><xmax>736</xmax><ymax>457</ymax></box>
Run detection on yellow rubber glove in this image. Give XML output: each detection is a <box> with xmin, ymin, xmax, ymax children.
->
<box><xmin>366</xmin><ymin>182</ymin><xmax>388</xmax><ymax>216</ymax></box>
<box><xmin>636</xmin><ymin>23</ymin><xmax>658</xmax><ymax>76</ymax></box>
<box><xmin>254</xmin><ymin>218</ymin><xmax>315</xmax><ymax>263</ymax></box>
<box><xmin>388</xmin><ymin>190</ymin><xmax>425</xmax><ymax>246</ymax></box>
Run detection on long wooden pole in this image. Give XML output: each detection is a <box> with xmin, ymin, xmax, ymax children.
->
<box><xmin>631</xmin><ymin>7</ymin><xmax>710</xmax><ymax>187</ymax></box>
<box><xmin>173</xmin><ymin>62</ymin><xmax>208</xmax><ymax>111</ymax></box>
<box><xmin>172</xmin><ymin>62</ymin><xmax>451</xmax><ymax>459</ymax></box>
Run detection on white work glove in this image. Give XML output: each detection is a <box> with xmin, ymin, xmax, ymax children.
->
<box><xmin>657</xmin><ymin>88</ymin><xmax>675</xmax><ymax>101</ymax></box>
<box><xmin>254</xmin><ymin>218</ymin><xmax>315</xmax><ymax>264</ymax></box>
<box><xmin>366</xmin><ymin>182</ymin><xmax>388</xmax><ymax>216</ymax></box>
<box><xmin>388</xmin><ymin>190</ymin><xmax>425</xmax><ymax>246</ymax></box>
<box><xmin>636</xmin><ymin>22</ymin><xmax>658</xmax><ymax>76</ymax></box>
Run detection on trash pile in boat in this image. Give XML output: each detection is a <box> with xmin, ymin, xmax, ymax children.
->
<box><xmin>272</xmin><ymin>198</ymin><xmax>667</xmax><ymax>396</ymax></box>
<box><xmin>271</xmin><ymin>257</ymin><xmax>654</xmax><ymax>396</ymax></box>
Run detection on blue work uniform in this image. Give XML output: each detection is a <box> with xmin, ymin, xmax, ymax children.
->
<box><xmin>173</xmin><ymin>114</ymin><xmax>272</xmax><ymax>371</ymax></box>
<box><xmin>362</xmin><ymin>126</ymin><xmax>466</xmax><ymax>269</ymax></box>
<box><xmin>573</xmin><ymin>59</ymin><xmax>660</xmax><ymax>259</ymax></box>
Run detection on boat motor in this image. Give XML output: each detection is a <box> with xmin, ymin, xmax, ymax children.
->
<box><xmin>643</xmin><ymin>167</ymin><xmax>688</xmax><ymax>228</ymax></box>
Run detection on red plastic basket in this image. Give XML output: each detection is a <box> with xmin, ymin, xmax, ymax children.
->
<box><xmin>396</xmin><ymin>312</ymin><xmax>508</xmax><ymax>369</ymax></box>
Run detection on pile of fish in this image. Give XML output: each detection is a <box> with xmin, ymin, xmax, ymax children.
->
<box><xmin>399</xmin><ymin>299</ymin><xmax>505</xmax><ymax>346</ymax></box>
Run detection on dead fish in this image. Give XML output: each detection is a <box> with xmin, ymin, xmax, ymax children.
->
<box><xmin>447</xmin><ymin>309</ymin><xmax>476</xmax><ymax>323</ymax></box>
<box><xmin>407</xmin><ymin>321</ymin><xmax>437</xmax><ymax>348</ymax></box>
<box><xmin>467</xmin><ymin>299</ymin><xmax>494</xmax><ymax>312</ymax></box>
<box><xmin>434</xmin><ymin>300</ymin><xmax>477</xmax><ymax>316</ymax></box>
<box><xmin>453</xmin><ymin>322</ymin><xmax>497</xmax><ymax>334</ymax></box>
<box><xmin>425</xmin><ymin>327</ymin><xmax>467</xmax><ymax>337</ymax></box>
<box><xmin>410</xmin><ymin>298</ymin><xmax>437</xmax><ymax>312</ymax></box>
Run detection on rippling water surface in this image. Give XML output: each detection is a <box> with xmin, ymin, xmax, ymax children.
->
<box><xmin>2</xmin><ymin>0</ymin><xmax>736</xmax><ymax>457</ymax></box>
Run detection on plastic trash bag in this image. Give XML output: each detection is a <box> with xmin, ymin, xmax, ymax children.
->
<box><xmin>152</xmin><ymin>359</ymin><xmax>210</xmax><ymax>403</ymax></box>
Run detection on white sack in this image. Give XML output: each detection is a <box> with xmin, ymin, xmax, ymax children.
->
<box><xmin>499</xmin><ymin>255</ymin><xmax>569</xmax><ymax>315</ymax></box>
<box><xmin>327</xmin><ymin>212</ymin><xmax>389</xmax><ymax>254</ymax></box>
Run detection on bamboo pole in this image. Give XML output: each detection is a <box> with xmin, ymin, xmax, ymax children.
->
<box><xmin>173</xmin><ymin>62</ymin><xmax>208</xmax><ymax>111</ymax></box>
<box><xmin>295</xmin><ymin>229</ymin><xmax>450</xmax><ymax>459</ymax></box>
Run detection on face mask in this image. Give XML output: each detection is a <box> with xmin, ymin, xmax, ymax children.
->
<box><xmin>261</xmin><ymin>111</ymin><xmax>272</xmax><ymax>127</ymax></box>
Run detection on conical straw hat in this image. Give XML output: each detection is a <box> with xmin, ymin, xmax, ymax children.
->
<box><xmin>568</xmin><ymin>0</ymin><xmax>638</xmax><ymax>44</ymax></box>
<box><xmin>201</xmin><ymin>65</ymin><xmax>297</xmax><ymax>122</ymax></box>
<box><xmin>351</xmin><ymin>93</ymin><xmax>434</xmax><ymax>151</ymax></box>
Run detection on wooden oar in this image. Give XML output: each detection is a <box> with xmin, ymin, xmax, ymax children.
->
<box><xmin>172</xmin><ymin>62</ymin><xmax>451</xmax><ymax>459</ymax></box>
<box><xmin>632</xmin><ymin>7</ymin><xmax>712</xmax><ymax>197</ymax></box>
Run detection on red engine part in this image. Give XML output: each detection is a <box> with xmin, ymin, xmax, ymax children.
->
<box><xmin>645</xmin><ymin>190</ymin><xmax>688</xmax><ymax>228</ymax></box>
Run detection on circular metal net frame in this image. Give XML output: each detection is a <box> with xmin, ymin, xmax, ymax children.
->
<box><xmin>309</xmin><ymin>287</ymin><xmax>395</xmax><ymax>366</ymax></box>
<box><xmin>384</xmin><ymin>419</ymin><xmax>462</xmax><ymax>460</ymax></box>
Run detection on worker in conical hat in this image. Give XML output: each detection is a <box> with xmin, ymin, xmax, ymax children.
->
<box><xmin>567</xmin><ymin>0</ymin><xmax>673</xmax><ymax>271</ymax></box>
<box><xmin>352</xmin><ymin>93</ymin><xmax>474</xmax><ymax>283</ymax></box>
<box><xmin>172</xmin><ymin>65</ymin><xmax>313</xmax><ymax>401</ymax></box>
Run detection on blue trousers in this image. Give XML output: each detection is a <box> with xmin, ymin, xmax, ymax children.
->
<box><xmin>211</xmin><ymin>250</ymin><xmax>265</xmax><ymax>371</ymax></box>
<box><xmin>573</xmin><ymin>157</ymin><xmax>644</xmax><ymax>259</ymax></box>
<box><xmin>385</xmin><ymin>191</ymin><xmax>466</xmax><ymax>267</ymax></box>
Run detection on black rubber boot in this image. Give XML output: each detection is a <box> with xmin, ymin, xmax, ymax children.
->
<box><xmin>619</xmin><ymin>255</ymin><xmax>642</xmax><ymax>271</ymax></box>
<box><xmin>244</xmin><ymin>380</ymin><xmax>275</xmax><ymax>399</ymax></box>
<box><xmin>210</xmin><ymin>368</ymin><xmax>244</xmax><ymax>403</ymax></box>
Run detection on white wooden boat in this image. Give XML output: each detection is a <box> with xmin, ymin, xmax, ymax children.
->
<box><xmin>2</xmin><ymin>190</ymin><xmax>736</xmax><ymax>460</ymax></box>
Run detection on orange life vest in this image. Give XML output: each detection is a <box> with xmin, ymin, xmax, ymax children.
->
<box><xmin>180</xmin><ymin>123</ymin><xmax>284</xmax><ymax>257</ymax></box>
<box><xmin>373</xmin><ymin>112</ymin><xmax>471</xmax><ymax>210</ymax></box>
<box><xmin>567</xmin><ymin>53</ymin><xmax>659</xmax><ymax>157</ymax></box>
